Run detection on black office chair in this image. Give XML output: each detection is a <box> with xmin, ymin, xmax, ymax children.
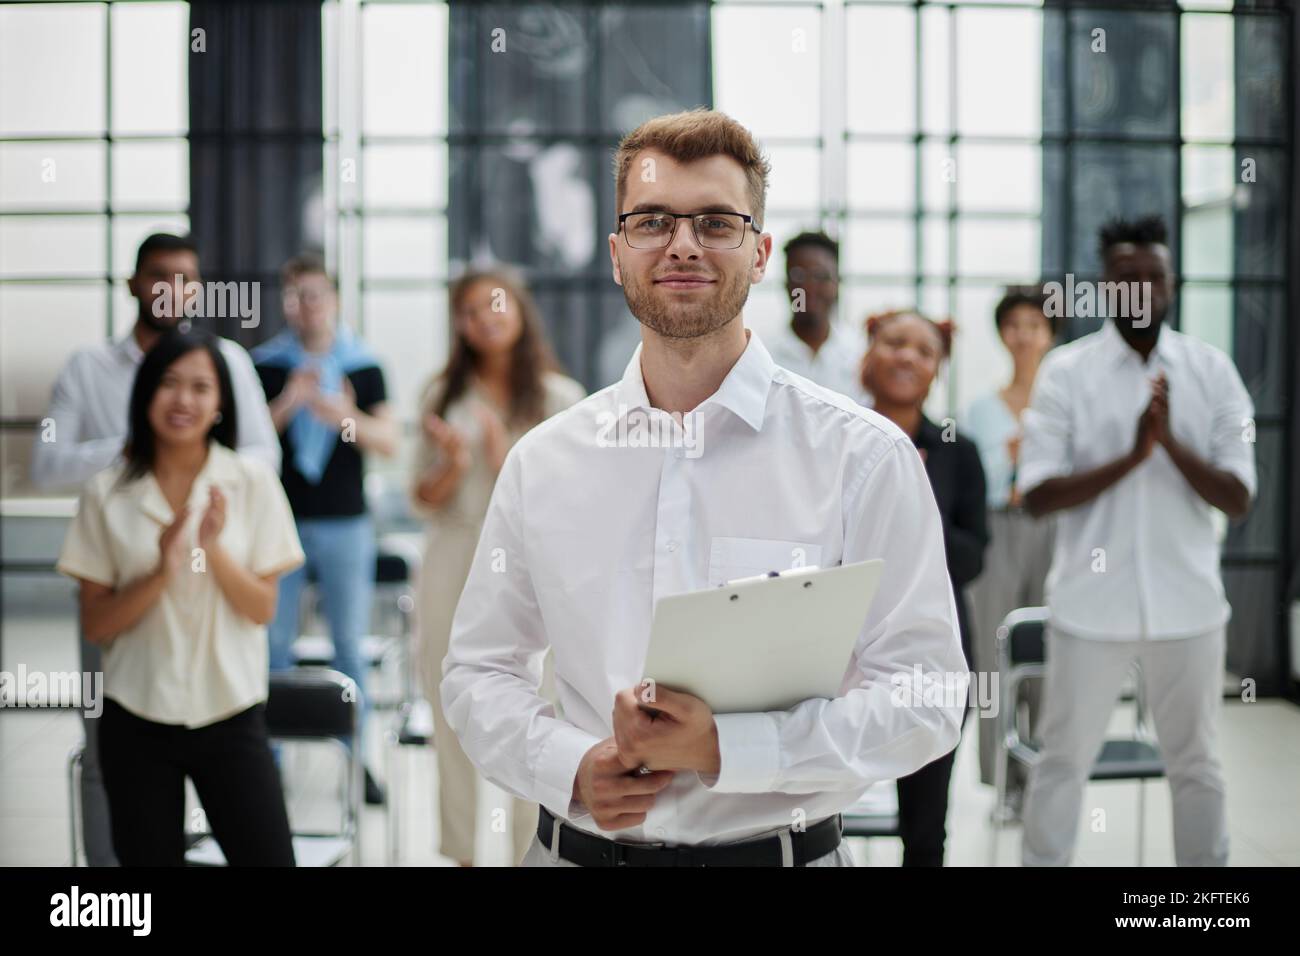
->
<box><xmin>187</xmin><ymin>668</ymin><xmax>363</xmax><ymax>867</ymax></box>
<box><xmin>992</xmin><ymin>607</ymin><xmax>1165</xmax><ymax>865</ymax></box>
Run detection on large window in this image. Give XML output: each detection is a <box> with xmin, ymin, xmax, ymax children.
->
<box><xmin>321</xmin><ymin>0</ymin><xmax>450</xmax><ymax>449</ymax></box>
<box><xmin>1039</xmin><ymin>0</ymin><xmax>1292</xmax><ymax>688</ymax></box>
<box><xmin>715</xmin><ymin>0</ymin><xmax>1294</xmax><ymax>683</ymax></box>
<box><xmin>714</xmin><ymin>0</ymin><xmax>1048</xmax><ymax>417</ymax></box>
<box><xmin>0</xmin><ymin>1</ymin><xmax>190</xmax><ymax>496</ymax></box>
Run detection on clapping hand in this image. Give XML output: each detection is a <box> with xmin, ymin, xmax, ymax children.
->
<box><xmin>471</xmin><ymin>400</ymin><xmax>510</xmax><ymax>474</ymax></box>
<box><xmin>157</xmin><ymin>506</ymin><xmax>191</xmax><ymax>580</ymax></box>
<box><xmin>422</xmin><ymin>411</ymin><xmax>472</xmax><ymax>472</ymax></box>
<box><xmin>197</xmin><ymin>486</ymin><xmax>226</xmax><ymax>550</ymax></box>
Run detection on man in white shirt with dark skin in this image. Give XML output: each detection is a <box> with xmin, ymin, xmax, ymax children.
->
<box><xmin>1018</xmin><ymin>214</ymin><xmax>1255</xmax><ymax>866</ymax></box>
<box><xmin>442</xmin><ymin>109</ymin><xmax>967</xmax><ymax>867</ymax></box>
<box><xmin>32</xmin><ymin>233</ymin><xmax>280</xmax><ymax>488</ymax></box>
<box><xmin>767</xmin><ymin>231</ymin><xmax>866</xmax><ymax>402</ymax></box>
<box><xmin>31</xmin><ymin>232</ymin><xmax>279</xmax><ymax>866</ymax></box>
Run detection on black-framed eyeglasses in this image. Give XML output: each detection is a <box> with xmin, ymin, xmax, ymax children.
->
<box><xmin>618</xmin><ymin>211</ymin><xmax>758</xmax><ymax>250</ymax></box>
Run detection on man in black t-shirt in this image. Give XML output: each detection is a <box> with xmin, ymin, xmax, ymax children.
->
<box><xmin>254</xmin><ymin>253</ymin><xmax>398</xmax><ymax>804</ymax></box>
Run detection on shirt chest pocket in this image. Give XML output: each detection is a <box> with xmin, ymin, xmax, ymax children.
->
<box><xmin>707</xmin><ymin>536</ymin><xmax>824</xmax><ymax>588</ymax></box>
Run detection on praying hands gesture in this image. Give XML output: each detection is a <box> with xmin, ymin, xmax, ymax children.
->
<box><xmin>1133</xmin><ymin>372</ymin><xmax>1169</xmax><ymax>462</ymax></box>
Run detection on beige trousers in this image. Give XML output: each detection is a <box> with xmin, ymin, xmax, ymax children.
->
<box><xmin>415</xmin><ymin>520</ymin><xmax>541</xmax><ymax>865</ymax></box>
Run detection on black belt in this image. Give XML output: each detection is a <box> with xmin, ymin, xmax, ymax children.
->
<box><xmin>537</xmin><ymin>806</ymin><xmax>843</xmax><ymax>867</ymax></box>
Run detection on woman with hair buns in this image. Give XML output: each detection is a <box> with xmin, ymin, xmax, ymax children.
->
<box><xmin>860</xmin><ymin>308</ymin><xmax>989</xmax><ymax>867</ymax></box>
<box><xmin>411</xmin><ymin>267</ymin><xmax>585</xmax><ymax>866</ymax></box>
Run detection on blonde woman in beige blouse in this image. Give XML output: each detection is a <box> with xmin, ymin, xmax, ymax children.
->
<box><xmin>411</xmin><ymin>268</ymin><xmax>585</xmax><ymax>866</ymax></box>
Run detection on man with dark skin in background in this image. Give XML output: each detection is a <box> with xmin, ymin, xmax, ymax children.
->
<box><xmin>767</xmin><ymin>231</ymin><xmax>864</xmax><ymax>401</ymax></box>
<box><xmin>1017</xmin><ymin>214</ymin><xmax>1255</xmax><ymax>866</ymax></box>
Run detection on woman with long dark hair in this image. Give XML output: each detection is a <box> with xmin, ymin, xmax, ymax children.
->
<box><xmin>411</xmin><ymin>267</ymin><xmax>585</xmax><ymax>866</ymax></box>
<box><xmin>57</xmin><ymin>329</ymin><xmax>304</xmax><ymax>866</ymax></box>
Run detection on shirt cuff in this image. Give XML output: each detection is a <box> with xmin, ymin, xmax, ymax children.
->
<box><xmin>698</xmin><ymin>712</ymin><xmax>781</xmax><ymax>793</ymax></box>
<box><xmin>1016</xmin><ymin>461</ymin><xmax>1067</xmax><ymax>496</ymax></box>
<box><xmin>534</xmin><ymin>724</ymin><xmax>603</xmax><ymax>822</ymax></box>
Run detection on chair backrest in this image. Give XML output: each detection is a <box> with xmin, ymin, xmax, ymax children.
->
<box><xmin>266</xmin><ymin>669</ymin><xmax>359</xmax><ymax>740</ymax></box>
<box><xmin>374</xmin><ymin>551</ymin><xmax>410</xmax><ymax>585</ymax></box>
<box><xmin>999</xmin><ymin>606</ymin><xmax>1048</xmax><ymax>667</ymax></box>
<box><xmin>304</xmin><ymin>550</ymin><xmax>409</xmax><ymax>586</ymax></box>
<box><xmin>995</xmin><ymin>606</ymin><xmax>1049</xmax><ymax>760</ymax></box>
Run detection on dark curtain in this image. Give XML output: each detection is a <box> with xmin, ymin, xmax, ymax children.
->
<box><xmin>1040</xmin><ymin>0</ymin><xmax>1295</xmax><ymax>693</ymax></box>
<box><xmin>1227</xmin><ymin>5</ymin><xmax>1293</xmax><ymax>693</ymax></box>
<box><xmin>1288</xmin><ymin>2</ymin><xmax>1300</xmax><ymax>693</ymax></box>
<box><xmin>188</xmin><ymin>0</ymin><xmax>324</xmax><ymax>350</ymax></box>
<box><xmin>448</xmin><ymin>1</ymin><xmax>712</xmax><ymax>388</ymax></box>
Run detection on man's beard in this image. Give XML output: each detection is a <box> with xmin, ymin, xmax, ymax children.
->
<box><xmin>137</xmin><ymin>304</ymin><xmax>180</xmax><ymax>333</ymax></box>
<box><xmin>620</xmin><ymin>262</ymin><xmax>752</xmax><ymax>340</ymax></box>
<box><xmin>1116</xmin><ymin>304</ymin><xmax>1166</xmax><ymax>340</ymax></box>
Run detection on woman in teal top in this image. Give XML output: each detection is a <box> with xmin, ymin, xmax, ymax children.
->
<box><xmin>963</xmin><ymin>286</ymin><xmax>1057</xmax><ymax>820</ymax></box>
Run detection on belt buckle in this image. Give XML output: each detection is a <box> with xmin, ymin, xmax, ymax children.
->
<box><xmin>610</xmin><ymin>843</ymin><xmax>627</xmax><ymax>867</ymax></box>
<box><xmin>610</xmin><ymin>837</ymin><xmax>665</xmax><ymax>866</ymax></box>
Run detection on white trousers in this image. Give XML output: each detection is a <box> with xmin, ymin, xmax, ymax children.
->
<box><xmin>1021</xmin><ymin>626</ymin><xmax>1229</xmax><ymax>866</ymax></box>
<box><xmin>520</xmin><ymin>832</ymin><xmax>856</xmax><ymax>867</ymax></box>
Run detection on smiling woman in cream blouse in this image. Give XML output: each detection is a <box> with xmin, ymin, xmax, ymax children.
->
<box><xmin>57</xmin><ymin>328</ymin><xmax>305</xmax><ymax>867</ymax></box>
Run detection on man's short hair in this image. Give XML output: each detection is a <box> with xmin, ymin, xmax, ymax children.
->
<box><xmin>783</xmin><ymin>231</ymin><xmax>839</xmax><ymax>265</ymax></box>
<box><xmin>134</xmin><ymin>233</ymin><xmax>198</xmax><ymax>275</ymax></box>
<box><xmin>1097</xmin><ymin>214</ymin><xmax>1169</xmax><ymax>261</ymax></box>
<box><xmin>612</xmin><ymin>108</ymin><xmax>771</xmax><ymax>227</ymax></box>
<box><xmin>281</xmin><ymin>251</ymin><xmax>335</xmax><ymax>288</ymax></box>
<box><xmin>994</xmin><ymin>284</ymin><xmax>1056</xmax><ymax>336</ymax></box>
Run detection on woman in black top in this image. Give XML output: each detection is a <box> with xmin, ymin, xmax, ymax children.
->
<box><xmin>860</xmin><ymin>309</ymin><xmax>989</xmax><ymax>866</ymax></box>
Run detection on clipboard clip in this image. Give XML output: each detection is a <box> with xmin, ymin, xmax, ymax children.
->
<box><xmin>719</xmin><ymin>565</ymin><xmax>821</xmax><ymax>588</ymax></box>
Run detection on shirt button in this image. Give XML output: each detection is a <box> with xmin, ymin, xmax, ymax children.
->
<box><xmin>666</xmin><ymin>541</ymin><xmax>677</xmax><ymax>553</ymax></box>
<box><xmin>655</xmin><ymin>827</ymin><xmax>667</xmax><ymax>839</ymax></box>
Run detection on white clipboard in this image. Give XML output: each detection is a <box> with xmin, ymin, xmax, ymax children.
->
<box><xmin>641</xmin><ymin>559</ymin><xmax>885</xmax><ymax>714</ymax></box>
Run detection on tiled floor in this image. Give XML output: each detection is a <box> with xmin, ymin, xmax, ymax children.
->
<box><xmin>4</xmin><ymin>595</ymin><xmax>1298</xmax><ymax>867</ymax></box>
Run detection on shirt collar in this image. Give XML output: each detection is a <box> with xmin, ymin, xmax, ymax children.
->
<box><xmin>1102</xmin><ymin>318</ymin><xmax>1171</xmax><ymax>369</ymax></box>
<box><xmin>124</xmin><ymin>442</ymin><xmax>244</xmax><ymax>525</ymax></box>
<box><xmin>613</xmin><ymin>328</ymin><xmax>774</xmax><ymax>432</ymax></box>
<box><xmin>778</xmin><ymin>318</ymin><xmax>858</xmax><ymax>359</ymax></box>
<box><xmin>117</xmin><ymin>330</ymin><xmax>145</xmax><ymax>365</ymax></box>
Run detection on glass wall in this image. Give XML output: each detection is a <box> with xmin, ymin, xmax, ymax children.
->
<box><xmin>0</xmin><ymin>1</ymin><xmax>191</xmax><ymax>498</ymax></box>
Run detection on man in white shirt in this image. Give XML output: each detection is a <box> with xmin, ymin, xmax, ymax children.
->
<box><xmin>441</xmin><ymin>109</ymin><xmax>967</xmax><ymax>866</ymax></box>
<box><xmin>1018</xmin><ymin>215</ymin><xmax>1255</xmax><ymax>867</ymax></box>
<box><xmin>31</xmin><ymin>232</ymin><xmax>280</xmax><ymax>866</ymax></box>
<box><xmin>766</xmin><ymin>230</ymin><xmax>867</xmax><ymax>403</ymax></box>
